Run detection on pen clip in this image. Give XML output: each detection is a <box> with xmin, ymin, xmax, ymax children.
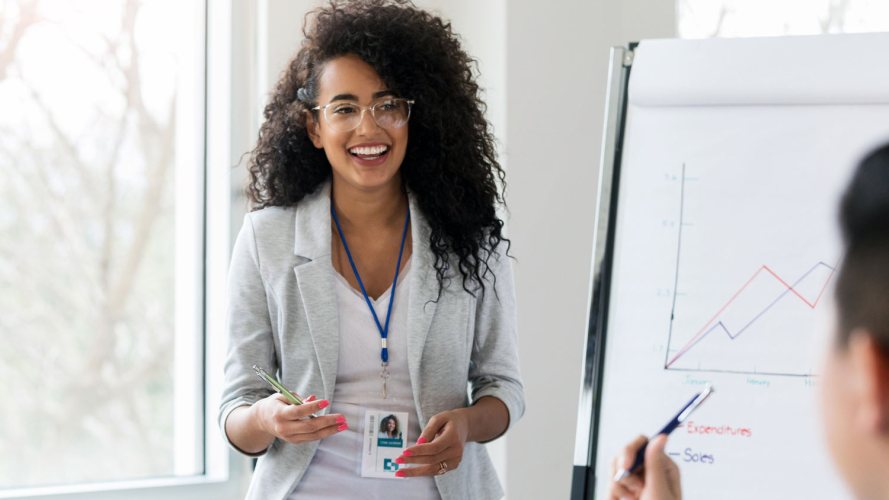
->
<box><xmin>252</xmin><ymin>364</ymin><xmax>275</xmax><ymax>386</ymax></box>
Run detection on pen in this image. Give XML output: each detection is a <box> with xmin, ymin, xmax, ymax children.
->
<box><xmin>613</xmin><ymin>384</ymin><xmax>714</xmax><ymax>482</ymax></box>
<box><xmin>252</xmin><ymin>364</ymin><xmax>305</xmax><ymax>405</ymax></box>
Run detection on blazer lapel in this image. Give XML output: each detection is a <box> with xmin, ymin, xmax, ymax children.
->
<box><xmin>406</xmin><ymin>194</ymin><xmax>438</xmax><ymax>411</ymax></box>
<box><xmin>292</xmin><ymin>183</ymin><xmax>340</xmax><ymax>399</ymax></box>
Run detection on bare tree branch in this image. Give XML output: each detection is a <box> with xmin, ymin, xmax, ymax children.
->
<box><xmin>3</xmin><ymin>137</ymin><xmax>104</xmax><ymax>297</ymax></box>
<box><xmin>0</xmin><ymin>0</ymin><xmax>39</xmax><ymax>80</ymax></box>
<box><xmin>106</xmin><ymin>0</ymin><xmax>174</xmax><ymax>321</ymax></box>
<box><xmin>707</xmin><ymin>6</ymin><xmax>730</xmax><ymax>38</ymax></box>
<box><xmin>21</xmin><ymin>79</ymin><xmax>102</xmax><ymax>201</ymax></box>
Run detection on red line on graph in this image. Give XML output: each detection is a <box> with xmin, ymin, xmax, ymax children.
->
<box><xmin>665</xmin><ymin>263</ymin><xmax>837</xmax><ymax>368</ymax></box>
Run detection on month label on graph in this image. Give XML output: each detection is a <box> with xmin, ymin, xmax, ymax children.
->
<box><xmin>745</xmin><ymin>377</ymin><xmax>770</xmax><ymax>387</ymax></box>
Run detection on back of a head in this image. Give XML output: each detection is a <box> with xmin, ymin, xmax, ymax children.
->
<box><xmin>835</xmin><ymin>142</ymin><xmax>889</xmax><ymax>351</ymax></box>
<box><xmin>840</xmin><ymin>142</ymin><xmax>889</xmax><ymax>245</ymax></box>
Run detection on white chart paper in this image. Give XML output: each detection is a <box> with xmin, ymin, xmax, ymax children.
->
<box><xmin>593</xmin><ymin>33</ymin><xmax>889</xmax><ymax>500</ymax></box>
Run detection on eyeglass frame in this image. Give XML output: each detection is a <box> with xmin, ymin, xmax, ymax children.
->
<box><xmin>310</xmin><ymin>98</ymin><xmax>415</xmax><ymax>132</ymax></box>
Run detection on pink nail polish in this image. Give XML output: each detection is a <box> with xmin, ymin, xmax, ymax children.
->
<box><xmin>337</xmin><ymin>423</ymin><xmax>348</xmax><ymax>432</ymax></box>
<box><xmin>395</xmin><ymin>457</ymin><xmax>405</xmax><ymax>464</ymax></box>
<box><xmin>403</xmin><ymin>450</ymin><xmax>412</xmax><ymax>457</ymax></box>
<box><xmin>395</xmin><ymin>471</ymin><xmax>406</xmax><ymax>478</ymax></box>
<box><xmin>318</xmin><ymin>400</ymin><xmax>330</xmax><ymax>410</ymax></box>
<box><xmin>416</xmin><ymin>437</ymin><xmax>428</xmax><ymax>444</ymax></box>
<box><xmin>335</xmin><ymin>415</ymin><xmax>346</xmax><ymax>424</ymax></box>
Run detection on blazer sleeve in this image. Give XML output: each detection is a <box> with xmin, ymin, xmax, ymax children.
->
<box><xmin>467</xmin><ymin>241</ymin><xmax>525</xmax><ymax>439</ymax></box>
<box><xmin>217</xmin><ymin>214</ymin><xmax>277</xmax><ymax>456</ymax></box>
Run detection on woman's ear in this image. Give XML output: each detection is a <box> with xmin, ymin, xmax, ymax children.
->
<box><xmin>306</xmin><ymin>111</ymin><xmax>323</xmax><ymax>149</ymax></box>
<box><xmin>847</xmin><ymin>330</ymin><xmax>889</xmax><ymax>434</ymax></box>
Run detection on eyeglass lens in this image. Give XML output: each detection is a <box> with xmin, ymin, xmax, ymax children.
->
<box><xmin>323</xmin><ymin>99</ymin><xmax>411</xmax><ymax>131</ymax></box>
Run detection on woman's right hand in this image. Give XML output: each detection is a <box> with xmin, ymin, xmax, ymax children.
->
<box><xmin>251</xmin><ymin>393</ymin><xmax>348</xmax><ymax>444</ymax></box>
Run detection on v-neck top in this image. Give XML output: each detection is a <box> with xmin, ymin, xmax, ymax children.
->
<box><xmin>287</xmin><ymin>258</ymin><xmax>440</xmax><ymax>499</ymax></box>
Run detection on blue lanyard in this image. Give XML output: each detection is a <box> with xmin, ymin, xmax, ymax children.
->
<box><xmin>331</xmin><ymin>201</ymin><xmax>410</xmax><ymax>365</ymax></box>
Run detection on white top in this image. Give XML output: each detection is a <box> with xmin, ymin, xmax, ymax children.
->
<box><xmin>288</xmin><ymin>259</ymin><xmax>440</xmax><ymax>499</ymax></box>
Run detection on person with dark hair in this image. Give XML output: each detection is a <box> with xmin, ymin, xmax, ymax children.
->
<box><xmin>379</xmin><ymin>415</ymin><xmax>402</xmax><ymax>439</ymax></box>
<box><xmin>608</xmin><ymin>142</ymin><xmax>889</xmax><ymax>500</ymax></box>
<box><xmin>217</xmin><ymin>1</ymin><xmax>524</xmax><ymax>499</ymax></box>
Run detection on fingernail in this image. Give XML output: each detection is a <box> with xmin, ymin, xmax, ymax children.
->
<box><xmin>318</xmin><ymin>400</ymin><xmax>329</xmax><ymax>410</ymax></box>
<box><xmin>416</xmin><ymin>437</ymin><xmax>428</xmax><ymax>444</ymax></box>
<box><xmin>403</xmin><ymin>450</ymin><xmax>412</xmax><ymax>457</ymax></box>
<box><xmin>395</xmin><ymin>457</ymin><xmax>405</xmax><ymax>464</ymax></box>
<box><xmin>306</xmin><ymin>395</ymin><xmax>316</xmax><ymax>402</ymax></box>
<box><xmin>335</xmin><ymin>415</ymin><xmax>346</xmax><ymax>424</ymax></box>
<box><xmin>395</xmin><ymin>471</ymin><xmax>406</xmax><ymax>478</ymax></box>
<box><xmin>337</xmin><ymin>423</ymin><xmax>348</xmax><ymax>432</ymax></box>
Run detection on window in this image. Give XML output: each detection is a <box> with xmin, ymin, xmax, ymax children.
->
<box><xmin>678</xmin><ymin>0</ymin><xmax>889</xmax><ymax>38</ymax></box>
<box><xmin>0</xmin><ymin>0</ymin><xmax>211</xmax><ymax>494</ymax></box>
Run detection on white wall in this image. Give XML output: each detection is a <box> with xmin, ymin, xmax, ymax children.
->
<box><xmin>503</xmin><ymin>1</ymin><xmax>674</xmax><ymax>498</ymax></box>
<box><xmin>247</xmin><ymin>1</ymin><xmax>676</xmax><ymax>499</ymax></box>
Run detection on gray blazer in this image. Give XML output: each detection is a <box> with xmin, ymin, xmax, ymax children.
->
<box><xmin>218</xmin><ymin>182</ymin><xmax>525</xmax><ymax>500</ymax></box>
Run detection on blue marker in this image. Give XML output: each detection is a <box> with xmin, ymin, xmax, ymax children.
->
<box><xmin>613</xmin><ymin>384</ymin><xmax>714</xmax><ymax>481</ymax></box>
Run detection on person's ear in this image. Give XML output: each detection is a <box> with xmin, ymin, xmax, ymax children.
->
<box><xmin>306</xmin><ymin>111</ymin><xmax>323</xmax><ymax>149</ymax></box>
<box><xmin>847</xmin><ymin>330</ymin><xmax>889</xmax><ymax>434</ymax></box>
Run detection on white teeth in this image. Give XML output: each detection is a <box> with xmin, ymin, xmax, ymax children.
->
<box><xmin>349</xmin><ymin>145</ymin><xmax>388</xmax><ymax>156</ymax></box>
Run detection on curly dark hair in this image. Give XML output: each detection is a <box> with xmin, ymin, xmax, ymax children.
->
<box><xmin>246</xmin><ymin>0</ymin><xmax>509</xmax><ymax>295</ymax></box>
<box><xmin>379</xmin><ymin>415</ymin><xmax>400</xmax><ymax>437</ymax></box>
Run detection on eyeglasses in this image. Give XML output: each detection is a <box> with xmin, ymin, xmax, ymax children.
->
<box><xmin>312</xmin><ymin>98</ymin><xmax>415</xmax><ymax>132</ymax></box>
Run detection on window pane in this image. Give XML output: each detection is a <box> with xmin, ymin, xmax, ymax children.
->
<box><xmin>678</xmin><ymin>0</ymin><xmax>889</xmax><ymax>38</ymax></box>
<box><xmin>0</xmin><ymin>0</ymin><xmax>204</xmax><ymax>489</ymax></box>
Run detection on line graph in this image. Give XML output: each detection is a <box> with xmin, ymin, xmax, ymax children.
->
<box><xmin>665</xmin><ymin>261</ymin><xmax>836</xmax><ymax>368</ymax></box>
<box><xmin>663</xmin><ymin>165</ymin><xmax>836</xmax><ymax>377</ymax></box>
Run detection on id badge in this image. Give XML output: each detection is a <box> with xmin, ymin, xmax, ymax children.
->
<box><xmin>361</xmin><ymin>409</ymin><xmax>409</xmax><ymax>478</ymax></box>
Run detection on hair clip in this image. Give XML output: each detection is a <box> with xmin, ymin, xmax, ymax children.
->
<box><xmin>297</xmin><ymin>87</ymin><xmax>310</xmax><ymax>103</ymax></box>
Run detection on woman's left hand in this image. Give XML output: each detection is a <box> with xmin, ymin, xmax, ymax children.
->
<box><xmin>394</xmin><ymin>409</ymin><xmax>470</xmax><ymax>477</ymax></box>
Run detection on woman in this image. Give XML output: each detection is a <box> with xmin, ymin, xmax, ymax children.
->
<box><xmin>217</xmin><ymin>1</ymin><xmax>524</xmax><ymax>499</ymax></box>
<box><xmin>379</xmin><ymin>415</ymin><xmax>402</xmax><ymax>439</ymax></box>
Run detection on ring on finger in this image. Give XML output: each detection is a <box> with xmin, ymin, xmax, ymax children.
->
<box><xmin>437</xmin><ymin>461</ymin><xmax>449</xmax><ymax>475</ymax></box>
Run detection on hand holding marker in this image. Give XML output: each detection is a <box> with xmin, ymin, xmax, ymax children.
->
<box><xmin>613</xmin><ymin>384</ymin><xmax>714</xmax><ymax>481</ymax></box>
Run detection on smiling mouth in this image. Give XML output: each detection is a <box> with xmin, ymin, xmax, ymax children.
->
<box><xmin>348</xmin><ymin>145</ymin><xmax>390</xmax><ymax>160</ymax></box>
